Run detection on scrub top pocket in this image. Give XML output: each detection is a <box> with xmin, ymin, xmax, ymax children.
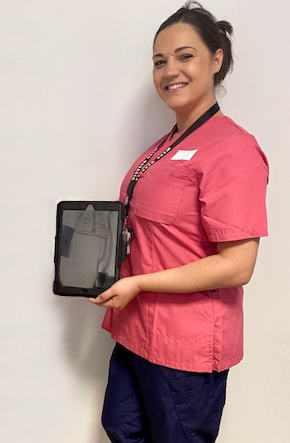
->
<box><xmin>133</xmin><ymin>162</ymin><xmax>189</xmax><ymax>225</ymax></box>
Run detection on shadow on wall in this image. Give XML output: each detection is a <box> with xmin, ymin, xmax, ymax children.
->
<box><xmin>52</xmin><ymin>84</ymin><xmax>175</xmax><ymax>442</ymax></box>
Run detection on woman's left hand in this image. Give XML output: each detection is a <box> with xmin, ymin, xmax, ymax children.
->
<box><xmin>87</xmin><ymin>276</ymin><xmax>141</xmax><ymax>310</ymax></box>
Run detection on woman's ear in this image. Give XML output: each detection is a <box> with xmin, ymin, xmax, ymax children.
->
<box><xmin>212</xmin><ymin>48</ymin><xmax>223</xmax><ymax>73</ymax></box>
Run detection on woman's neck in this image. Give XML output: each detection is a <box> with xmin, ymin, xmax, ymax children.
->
<box><xmin>172</xmin><ymin>101</ymin><xmax>224</xmax><ymax>140</ymax></box>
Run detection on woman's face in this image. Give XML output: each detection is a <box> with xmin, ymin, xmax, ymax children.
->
<box><xmin>152</xmin><ymin>23</ymin><xmax>223</xmax><ymax>114</ymax></box>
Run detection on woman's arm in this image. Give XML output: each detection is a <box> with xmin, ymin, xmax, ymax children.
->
<box><xmin>137</xmin><ymin>237</ymin><xmax>260</xmax><ymax>293</ymax></box>
<box><xmin>88</xmin><ymin>238</ymin><xmax>260</xmax><ymax>309</ymax></box>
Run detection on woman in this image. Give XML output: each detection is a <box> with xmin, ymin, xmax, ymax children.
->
<box><xmin>88</xmin><ymin>2</ymin><xmax>269</xmax><ymax>442</ymax></box>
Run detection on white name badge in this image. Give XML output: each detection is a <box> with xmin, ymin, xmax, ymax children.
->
<box><xmin>170</xmin><ymin>149</ymin><xmax>198</xmax><ymax>161</ymax></box>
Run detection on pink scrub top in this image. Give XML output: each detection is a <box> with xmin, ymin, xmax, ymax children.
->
<box><xmin>102</xmin><ymin>115</ymin><xmax>269</xmax><ymax>372</ymax></box>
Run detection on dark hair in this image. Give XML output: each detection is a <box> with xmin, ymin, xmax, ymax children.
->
<box><xmin>153</xmin><ymin>1</ymin><xmax>234</xmax><ymax>87</ymax></box>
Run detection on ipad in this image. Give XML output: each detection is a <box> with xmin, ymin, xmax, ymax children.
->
<box><xmin>53</xmin><ymin>201</ymin><xmax>127</xmax><ymax>297</ymax></box>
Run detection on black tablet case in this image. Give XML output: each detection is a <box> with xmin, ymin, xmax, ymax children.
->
<box><xmin>53</xmin><ymin>201</ymin><xmax>127</xmax><ymax>297</ymax></box>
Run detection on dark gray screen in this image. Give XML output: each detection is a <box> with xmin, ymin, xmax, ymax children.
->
<box><xmin>58</xmin><ymin>205</ymin><xmax>118</xmax><ymax>288</ymax></box>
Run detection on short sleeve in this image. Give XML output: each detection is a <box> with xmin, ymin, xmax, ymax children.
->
<box><xmin>198</xmin><ymin>134</ymin><xmax>269</xmax><ymax>242</ymax></box>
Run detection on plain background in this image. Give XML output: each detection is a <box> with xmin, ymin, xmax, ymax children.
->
<box><xmin>0</xmin><ymin>0</ymin><xmax>289</xmax><ymax>442</ymax></box>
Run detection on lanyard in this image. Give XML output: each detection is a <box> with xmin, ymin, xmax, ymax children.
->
<box><xmin>125</xmin><ymin>101</ymin><xmax>220</xmax><ymax>216</ymax></box>
<box><xmin>122</xmin><ymin>101</ymin><xmax>220</xmax><ymax>252</ymax></box>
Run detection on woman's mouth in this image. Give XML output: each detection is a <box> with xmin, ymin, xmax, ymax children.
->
<box><xmin>165</xmin><ymin>82</ymin><xmax>188</xmax><ymax>93</ymax></box>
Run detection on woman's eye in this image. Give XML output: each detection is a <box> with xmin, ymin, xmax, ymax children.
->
<box><xmin>153</xmin><ymin>54</ymin><xmax>193</xmax><ymax>67</ymax></box>
<box><xmin>180</xmin><ymin>54</ymin><xmax>193</xmax><ymax>60</ymax></box>
<box><xmin>154</xmin><ymin>60</ymin><xmax>165</xmax><ymax>67</ymax></box>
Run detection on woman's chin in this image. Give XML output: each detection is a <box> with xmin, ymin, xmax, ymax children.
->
<box><xmin>163</xmin><ymin>99</ymin><xmax>192</xmax><ymax>113</ymax></box>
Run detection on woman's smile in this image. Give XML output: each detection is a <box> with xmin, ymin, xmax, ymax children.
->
<box><xmin>165</xmin><ymin>82</ymin><xmax>189</xmax><ymax>93</ymax></box>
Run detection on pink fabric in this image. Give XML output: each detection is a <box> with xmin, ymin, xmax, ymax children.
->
<box><xmin>102</xmin><ymin>116</ymin><xmax>269</xmax><ymax>372</ymax></box>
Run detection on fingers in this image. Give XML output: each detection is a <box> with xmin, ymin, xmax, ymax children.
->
<box><xmin>96</xmin><ymin>291</ymin><xmax>114</xmax><ymax>304</ymax></box>
<box><xmin>87</xmin><ymin>294</ymin><xmax>124</xmax><ymax>310</ymax></box>
<box><xmin>88</xmin><ymin>290</ymin><xmax>115</xmax><ymax>307</ymax></box>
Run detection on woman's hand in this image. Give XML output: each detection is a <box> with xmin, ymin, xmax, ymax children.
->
<box><xmin>87</xmin><ymin>276</ymin><xmax>141</xmax><ymax>310</ymax></box>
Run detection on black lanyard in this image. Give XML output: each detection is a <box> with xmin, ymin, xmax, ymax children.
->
<box><xmin>125</xmin><ymin>102</ymin><xmax>220</xmax><ymax>220</ymax></box>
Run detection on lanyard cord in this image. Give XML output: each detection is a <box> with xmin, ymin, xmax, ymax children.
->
<box><xmin>125</xmin><ymin>101</ymin><xmax>220</xmax><ymax>219</ymax></box>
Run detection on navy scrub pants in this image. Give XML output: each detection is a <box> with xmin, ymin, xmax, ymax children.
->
<box><xmin>102</xmin><ymin>343</ymin><xmax>229</xmax><ymax>443</ymax></box>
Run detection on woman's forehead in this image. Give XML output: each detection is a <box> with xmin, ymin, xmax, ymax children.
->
<box><xmin>154</xmin><ymin>23</ymin><xmax>203</xmax><ymax>52</ymax></box>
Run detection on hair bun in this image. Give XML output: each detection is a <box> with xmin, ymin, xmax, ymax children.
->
<box><xmin>183</xmin><ymin>1</ymin><xmax>193</xmax><ymax>8</ymax></box>
<box><xmin>216</xmin><ymin>20</ymin><xmax>233</xmax><ymax>36</ymax></box>
<box><xmin>182</xmin><ymin>1</ymin><xmax>202</xmax><ymax>10</ymax></box>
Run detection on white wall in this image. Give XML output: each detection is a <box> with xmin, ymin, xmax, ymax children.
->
<box><xmin>0</xmin><ymin>0</ymin><xmax>289</xmax><ymax>442</ymax></box>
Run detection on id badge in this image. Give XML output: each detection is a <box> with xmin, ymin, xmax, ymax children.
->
<box><xmin>122</xmin><ymin>226</ymin><xmax>134</xmax><ymax>254</ymax></box>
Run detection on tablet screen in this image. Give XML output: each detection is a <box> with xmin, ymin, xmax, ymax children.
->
<box><xmin>58</xmin><ymin>205</ymin><xmax>119</xmax><ymax>289</ymax></box>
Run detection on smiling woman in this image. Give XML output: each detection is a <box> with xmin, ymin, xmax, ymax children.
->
<box><xmin>152</xmin><ymin>5</ymin><xmax>233</xmax><ymax>134</ymax></box>
<box><xmin>91</xmin><ymin>1</ymin><xmax>270</xmax><ymax>442</ymax></box>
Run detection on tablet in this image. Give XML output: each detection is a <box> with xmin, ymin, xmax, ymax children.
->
<box><xmin>53</xmin><ymin>201</ymin><xmax>127</xmax><ymax>297</ymax></box>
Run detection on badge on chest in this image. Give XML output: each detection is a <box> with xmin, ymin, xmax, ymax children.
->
<box><xmin>170</xmin><ymin>149</ymin><xmax>198</xmax><ymax>161</ymax></box>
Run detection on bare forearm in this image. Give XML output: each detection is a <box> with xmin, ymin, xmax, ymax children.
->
<box><xmin>135</xmin><ymin>253</ymin><xmax>248</xmax><ymax>293</ymax></box>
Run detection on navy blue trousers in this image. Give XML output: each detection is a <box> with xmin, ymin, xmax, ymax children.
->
<box><xmin>102</xmin><ymin>343</ymin><xmax>229</xmax><ymax>443</ymax></box>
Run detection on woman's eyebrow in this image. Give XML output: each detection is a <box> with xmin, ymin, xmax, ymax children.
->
<box><xmin>153</xmin><ymin>46</ymin><xmax>197</xmax><ymax>59</ymax></box>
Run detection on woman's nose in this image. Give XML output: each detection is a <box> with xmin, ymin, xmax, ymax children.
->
<box><xmin>162</xmin><ymin>58</ymin><xmax>179</xmax><ymax>78</ymax></box>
